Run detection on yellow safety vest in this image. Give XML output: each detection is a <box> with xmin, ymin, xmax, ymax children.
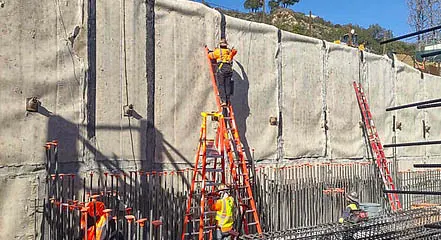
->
<box><xmin>215</xmin><ymin>196</ymin><xmax>234</xmax><ymax>232</ymax></box>
<box><xmin>338</xmin><ymin>203</ymin><xmax>360</xmax><ymax>223</ymax></box>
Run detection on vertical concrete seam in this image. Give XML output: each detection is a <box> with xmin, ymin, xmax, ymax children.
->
<box><xmin>86</xmin><ymin>0</ymin><xmax>97</xmax><ymax>158</ymax></box>
<box><xmin>276</xmin><ymin>29</ymin><xmax>283</xmax><ymax>162</ymax></box>
<box><xmin>321</xmin><ymin>40</ymin><xmax>329</xmax><ymax>159</ymax></box>
<box><xmin>146</xmin><ymin>0</ymin><xmax>155</xmax><ymax>169</ymax></box>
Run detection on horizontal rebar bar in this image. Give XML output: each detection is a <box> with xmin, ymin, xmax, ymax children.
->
<box><xmin>414</xmin><ymin>164</ymin><xmax>441</xmax><ymax>168</ymax></box>
<box><xmin>386</xmin><ymin>98</ymin><xmax>441</xmax><ymax>111</ymax></box>
<box><xmin>383</xmin><ymin>140</ymin><xmax>441</xmax><ymax>148</ymax></box>
<box><xmin>384</xmin><ymin>189</ymin><xmax>441</xmax><ymax>195</ymax></box>
<box><xmin>417</xmin><ymin>102</ymin><xmax>441</xmax><ymax>109</ymax></box>
<box><xmin>380</xmin><ymin>25</ymin><xmax>441</xmax><ymax>44</ymax></box>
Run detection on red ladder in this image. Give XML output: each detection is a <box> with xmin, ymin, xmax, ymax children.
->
<box><xmin>353</xmin><ymin>81</ymin><xmax>402</xmax><ymax>211</ymax></box>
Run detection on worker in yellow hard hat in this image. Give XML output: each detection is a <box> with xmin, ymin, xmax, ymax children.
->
<box><xmin>339</xmin><ymin>191</ymin><xmax>368</xmax><ymax>224</ymax></box>
<box><xmin>208</xmin><ymin>38</ymin><xmax>238</xmax><ymax>107</ymax></box>
<box><xmin>209</xmin><ymin>184</ymin><xmax>235</xmax><ymax>239</ymax></box>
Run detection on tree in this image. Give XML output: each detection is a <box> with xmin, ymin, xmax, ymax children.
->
<box><xmin>367</xmin><ymin>24</ymin><xmax>389</xmax><ymax>41</ymax></box>
<box><xmin>407</xmin><ymin>0</ymin><xmax>441</xmax><ymax>44</ymax></box>
<box><xmin>268</xmin><ymin>0</ymin><xmax>280</xmax><ymax>12</ymax></box>
<box><xmin>280</xmin><ymin>0</ymin><xmax>300</xmax><ymax>8</ymax></box>
<box><xmin>244</xmin><ymin>0</ymin><xmax>263</xmax><ymax>13</ymax></box>
<box><xmin>268</xmin><ymin>0</ymin><xmax>300</xmax><ymax>12</ymax></box>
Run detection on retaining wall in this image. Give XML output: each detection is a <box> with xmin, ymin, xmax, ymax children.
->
<box><xmin>1</xmin><ymin>0</ymin><xmax>441</xmax><ymax>238</ymax></box>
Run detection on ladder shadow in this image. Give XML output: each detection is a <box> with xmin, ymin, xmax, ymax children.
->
<box><xmin>230</xmin><ymin>61</ymin><xmax>253</xmax><ymax>162</ymax></box>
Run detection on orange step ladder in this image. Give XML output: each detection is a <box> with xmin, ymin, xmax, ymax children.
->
<box><xmin>353</xmin><ymin>81</ymin><xmax>402</xmax><ymax>211</ymax></box>
<box><xmin>181</xmin><ymin>47</ymin><xmax>262</xmax><ymax>239</ymax></box>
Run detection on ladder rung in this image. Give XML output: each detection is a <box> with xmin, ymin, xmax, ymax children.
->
<box><xmin>247</xmin><ymin>222</ymin><xmax>258</xmax><ymax>226</ymax></box>
<box><xmin>206</xmin><ymin>182</ymin><xmax>222</xmax><ymax>187</ymax></box>
<box><xmin>204</xmin><ymin>225</ymin><xmax>217</xmax><ymax>230</ymax></box>
<box><xmin>205</xmin><ymin>168</ymin><xmax>223</xmax><ymax>173</ymax></box>
<box><xmin>184</xmin><ymin>231</ymin><xmax>211</xmax><ymax>236</ymax></box>
<box><xmin>191</xmin><ymin>218</ymin><xmax>210</xmax><ymax>222</ymax></box>
<box><xmin>204</xmin><ymin>211</ymin><xmax>217</xmax><ymax>215</ymax></box>
<box><xmin>245</xmin><ymin>209</ymin><xmax>255</xmax><ymax>213</ymax></box>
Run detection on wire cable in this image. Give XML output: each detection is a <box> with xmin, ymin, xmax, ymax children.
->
<box><xmin>122</xmin><ymin>0</ymin><xmax>137</xmax><ymax>168</ymax></box>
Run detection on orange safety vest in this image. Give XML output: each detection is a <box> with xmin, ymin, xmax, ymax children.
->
<box><xmin>85</xmin><ymin>215</ymin><xmax>108</xmax><ymax>240</ymax></box>
<box><xmin>208</xmin><ymin>47</ymin><xmax>237</xmax><ymax>64</ymax></box>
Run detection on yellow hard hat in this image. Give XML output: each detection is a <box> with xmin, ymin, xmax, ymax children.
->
<box><xmin>218</xmin><ymin>183</ymin><xmax>228</xmax><ymax>191</ymax></box>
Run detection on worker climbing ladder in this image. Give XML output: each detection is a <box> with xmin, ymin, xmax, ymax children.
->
<box><xmin>181</xmin><ymin>48</ymin><xmax>262</xmax><ymax>239</ymax></box>
<box><xmin>353</xmin><ymin>81</ymin><xmax>402</xmax><ymax>211</ymax></box>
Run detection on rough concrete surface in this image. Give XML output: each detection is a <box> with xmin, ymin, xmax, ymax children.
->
<box><xmin>1</xmin><ymin>0</ymin><xmax>441</xmax><ymax>238</ymax></box>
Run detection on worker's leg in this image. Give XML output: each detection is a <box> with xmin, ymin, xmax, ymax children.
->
<box><xmin>215</xmin><ymin>229</ymin><xmax>223</xmax><ymax>240</ymax></box>
<box><xmin>216</xmin><ymin>71</ymin><xmax>227</xmax><ymax>104</ymax></box>
<box><xmin>221</xmin><ymin>64</ymin><xmax>233</xmax><ymax>103</ymax></box>
<box><xmin>221</xmin><ymin>231</ymin><xmax>231</xmax><ymax>240</ymax></box>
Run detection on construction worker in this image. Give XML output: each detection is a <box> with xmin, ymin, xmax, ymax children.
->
<box><xmin>208</xmin><ymin>38</ymin><xmax>237</xmax><ymax>107</ymax></box>
<box><xmin>81</xmin><ymin>201</ymin><xmax>110</xmax><ymax>240</ymax></box>
<box><xmin>209</xmin><ymin>184</ymin><xmax>235</xmax><ymax>240</ymax></box>
<box><xmin>339</xmin><ymin>191</ymin><xmax>367</xmax><ymax>224</ymax></box>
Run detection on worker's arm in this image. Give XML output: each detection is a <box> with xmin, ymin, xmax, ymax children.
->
<box><xmin>208</xmin><ymin>49</ymin><xmax>219</xmax><ymax>60</ymax></box>
<box><xmin>210</xmin><ymin>199</ymin><xmax>222</xmax><ymax>211</ymax></box>
<box><xmin>229</xmin><ymin>48</ymin><xmax>237</xmax><ymax>59</ymax></box>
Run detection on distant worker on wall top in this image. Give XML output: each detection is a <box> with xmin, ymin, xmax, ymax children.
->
<box><xmin>208</xmin><ymin>38</ymin><xmax>237</xmax><ymax>107</ymax></box>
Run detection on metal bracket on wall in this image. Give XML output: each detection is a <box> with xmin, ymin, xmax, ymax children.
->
<box><xmin>26</xmin><ymin>97</ymin><xmax>40</xmax><ymax>112</ymax></box>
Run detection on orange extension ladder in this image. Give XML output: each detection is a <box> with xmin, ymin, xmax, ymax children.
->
<box><xmin>353</xmin><ymin>81</ymin><xmax>402</xmax><ymax>211</ymax></box>
<box><xmin>181</xmin><ymin>48</ymin><xmax>262</xmax><ymax>239</ymax></box>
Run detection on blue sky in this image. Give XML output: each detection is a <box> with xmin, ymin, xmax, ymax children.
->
<box><xmin>197</xmin><ymin>0</ymin><xmax>412</xmax><ymax>37</ymax></box>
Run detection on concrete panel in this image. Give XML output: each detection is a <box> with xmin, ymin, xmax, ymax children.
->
<box><xmin>326</xmin><ymin>44</ymin><xmax>364</xmax><ymax>159</ymax></box>
<box><xmin>423</xmin><ymin>74</ymin><xmax>441</xmax><ymax>156</ymax></box>
<box><xmin>0</xmin><ymin>175</ymin><xmax>38</xmax><ymax>239</ymax></box>
<box><xmin>0</xmin><ymin>0</ymin><xmax>85</xmax><ymax>165</ymax></box>
<box><xmin>154</xmin><ymin>0</ymin><xmax>220</xmax><ymax>165</ymax></box>
<box><xmin>94</xmin><ymin>0</ymin><xmax>147</xmax><ymax>162</ymax></box>
<box><xmin>281</xmin><ymin>32</ymin><xmax>325</xmax><ymax>158</ymax></box>
<box><xmin>225</xmin><ymin>16</ymin><xmax>279</xmax><ymax>160</ymax></box>
<box><xmin>365</xmin><ymin>53</ymin><xmax>395</xmax><ymax>158</ymax></box>
<box><xmin>394</xmin><ymin>61</ymin><xmax>425</xmax><ymax>157</ymax></box>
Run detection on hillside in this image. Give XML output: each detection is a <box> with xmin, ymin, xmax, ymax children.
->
<box><xmin>218</xmin><ymin>7</ymin><xmax>416</xmax><ymax>56</ymax></box>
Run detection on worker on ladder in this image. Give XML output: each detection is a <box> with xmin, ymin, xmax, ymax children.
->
<box><xmin>208</xmin><ymin>38</ymin><xmax>237</xmax><ymax>107</ymax></box>
<box><xmin>209</xmin><ymin>184</ymin><xmax>235</xmax><ymax>240</ymax></box>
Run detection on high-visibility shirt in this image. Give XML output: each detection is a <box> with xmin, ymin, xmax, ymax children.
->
<box><xmin>339</xmin><ymin>203</ymin><xmax>360</xmax><ymax>223</ymax></box>
<box><xmin>85</xmin><ymin>215</ymin><xmax>108</xmax><ymax>240</ymax></box>
<box><xmin>208</xmin><ymin>47</ymin><xmax>237</xmax><ymax>63</ymax></box>
<box><xmin>212</xmin><ymin>196</ymin><xmax>234</xmax><ymax>232</ymax></box>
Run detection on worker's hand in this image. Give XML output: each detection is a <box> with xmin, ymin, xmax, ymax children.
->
<box><xmin>208</xmin><ymin>198</ymin><xmax>214</xmax><ymax>206</ymax></box>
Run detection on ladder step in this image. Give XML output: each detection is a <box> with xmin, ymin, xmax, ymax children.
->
<box><xmin>198</xmin><ymin>168</ymin><xmax>223</xmax><ymax>173</ymax></box>
<box><xmin>204</xmin><ymin>225</ymin><xmax>217</xmax><ymax>230</ymax></box>
<box><xmin>206</xmin><ymin>182</ymin><xmax>222</xmax><ymax>187</ymax></box>
<box><xmin>245</xmin><ymin>209</ymin><xmax>255</xmax><ymax>213</ymax></box>
<box><xmin>191</xmin><ymin>218</ymin><xmax>210</xmax><ymax>222</ymax></box>
<box><xmin>183</xmin><ymin>231</ymin><xmax>211</xmax><ymax>236</ymax></box>
<box><xmin>204</xmin><ymin>211</ymin><xmax>217</xmax><ymax>215</ymax></box>
<box><xmin>247</xmin><ymin>222</ymin><xmax>258</xmax><ymax>226</ymax></box>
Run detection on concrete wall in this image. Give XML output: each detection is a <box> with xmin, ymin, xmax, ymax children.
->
<box><xmin>1</xmin><ymin>0</ymin><xmax>441</xmax><ymax>238</ymax></box>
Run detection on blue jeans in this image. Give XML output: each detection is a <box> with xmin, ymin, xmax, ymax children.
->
<box><xmin>215</xmin><ymin>229</ymin><xmax>231</xmax><ymax>240</ymax></box>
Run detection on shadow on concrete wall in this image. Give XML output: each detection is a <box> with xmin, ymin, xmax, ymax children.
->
<box><xmin>231</xmin><ymin>61</ymin><xmax>253</xmax><ymax>162</ymax></box>
<box><xmin>39</xmin><ymin>105</ymin><xmax>190</xmax><ymax>238</ymax></box>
